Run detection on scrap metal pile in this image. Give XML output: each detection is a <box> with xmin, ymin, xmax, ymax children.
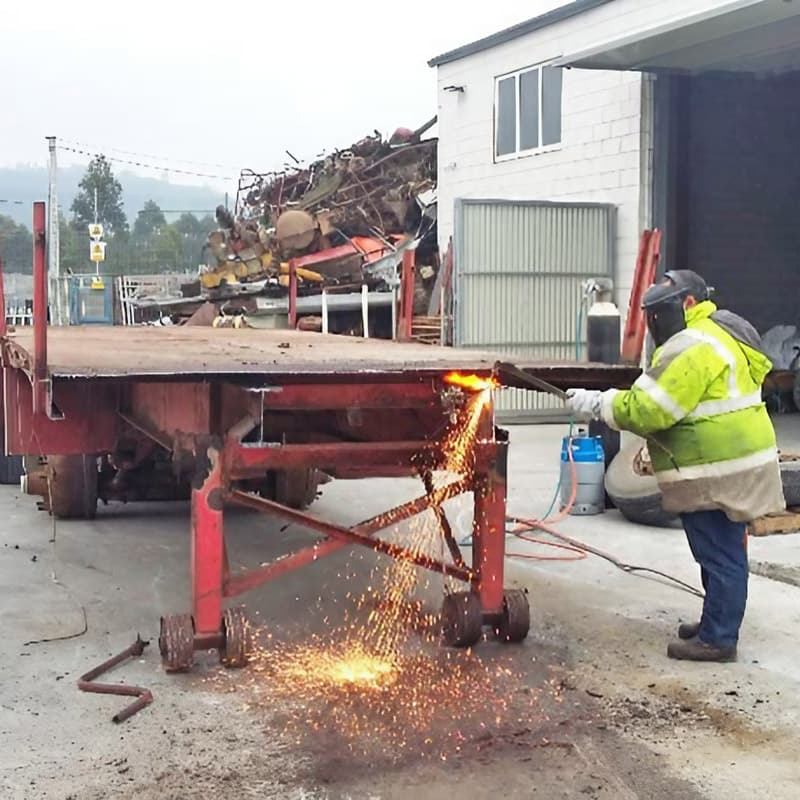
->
<box><xmin>199</xmin><ymin>119</ymin><xmax>438</xmax><ymax>309</ymax></box>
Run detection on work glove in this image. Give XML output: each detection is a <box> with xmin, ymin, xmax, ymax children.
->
<box><xmin>565</xmin><ymin>388</ymin><xmax>603</xmax><ymax>421</ymax></box>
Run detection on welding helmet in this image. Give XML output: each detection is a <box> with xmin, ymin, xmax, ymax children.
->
<box><xmin>642</xmin><ymin>282</ymin><xmax>689</xmax><ymax>347</ymax></box>
<box><xmin>663</xmin><ymin>269</ymin><xmax>713</xmax><ymax>303</ymax></box>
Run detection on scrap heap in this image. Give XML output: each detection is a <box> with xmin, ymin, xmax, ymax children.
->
<box><xmin>198</xmin><ymin>119</ymin><xmax>439</xmax><ymax>326</ymax></box>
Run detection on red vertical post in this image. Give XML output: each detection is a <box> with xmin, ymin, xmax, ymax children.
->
<box><xmin>0</xmin><ymin>255</ymin><xmax>7</xmax><ymax>338</ymax></box>
<box><xmin>472</xmin><ymin>439</ymin><xmax>508</xmax><ymax>617</ymax></box>
<box><xmin>288</xmin><ymin>259</ymin><xmax>298</xmax><ymax>329</ymax></box>
<box><xmin>621</xmin><ymin>229</ymin><xmax>661</xmax><ymax>364</ymax></box>
<box><xmin>32</xmin><ymin>202</ymin><xmax>48</xmax><ymax>416</ymax></box>
<box><xmin>398</xmin><ymin>248</ymin><xmax>415</xmax><ymax>340</ymax></box>
<box><xmin>191</xmin><ymin>444</ymin><xmax>225</xmax><ymax>635</ymax></box>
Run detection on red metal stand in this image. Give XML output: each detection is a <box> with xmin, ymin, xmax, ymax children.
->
<box><xmin>621</xmin><ymin>229</ymin><xmax>662</xmax><ymax>364</ymax></box>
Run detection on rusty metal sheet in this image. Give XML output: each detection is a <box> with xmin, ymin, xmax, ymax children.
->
<box><xmin>2</xmin><ymin>327</ymin><xmax>639</xmax><ymax>388</ymax></box>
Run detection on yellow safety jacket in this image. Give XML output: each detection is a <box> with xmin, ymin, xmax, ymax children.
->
<box><xmin>601</xmin><ymin>301</ymin><xmax>784</xmax><ymax>521</ymax></box>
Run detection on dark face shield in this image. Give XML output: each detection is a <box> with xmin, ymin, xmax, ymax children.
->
<box><xmin>646</xmin><ymin>304</ymin><xmax>687</xmax><ymax>347</ymax></box>
<box><xmin>642</xmin><ymin>283</ymin><xmax>689</xmax><ymax>348</ymax></box>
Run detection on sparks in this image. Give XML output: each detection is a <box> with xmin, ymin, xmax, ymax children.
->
<box><xmin>207</xmin><ymin>392</ymin><xmax>547</xmax><ymax>761</ymax></box>
<box><xmin>443</xmin><ymin>371</ymin><xmax>499</xmax><ymax>392</ymax></box>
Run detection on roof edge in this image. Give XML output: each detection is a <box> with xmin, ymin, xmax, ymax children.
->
<box><xmin>428</xmin><ymin>0</ymin><xmax>615</xmax><ymax>68</ymax></box>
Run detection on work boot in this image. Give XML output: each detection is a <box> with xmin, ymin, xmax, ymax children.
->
<box><xmin>678</xmin><ymin>621</ymin><xmax>700</xmax><ymax>640</ymax></box>
<box><xmin>667</xmin><ymin>639</ymin><xmax>737</xmax><ymax>663</ymax></box>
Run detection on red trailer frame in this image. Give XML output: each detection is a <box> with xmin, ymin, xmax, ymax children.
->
<box><xmin>1</xmin><ymin>203</ymin><xmax>641</xmax><ymax>673</ymax></box>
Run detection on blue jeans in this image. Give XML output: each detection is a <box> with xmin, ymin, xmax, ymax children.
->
<box><xmin>680</xmin><ymin>509</ymin><xmax>748</xmax><ymax>649</ymax></box>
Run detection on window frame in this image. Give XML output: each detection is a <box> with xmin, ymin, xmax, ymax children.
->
<box><xmin>493</xmin><ymin>60</ymin><xmax>563</xmax><ymax>163</ymax></box>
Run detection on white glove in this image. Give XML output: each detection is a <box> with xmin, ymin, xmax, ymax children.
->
<box><xmin>565</xmin><ymin>388</ymin><xmax>602</xmax><ymax>421</ymax></box>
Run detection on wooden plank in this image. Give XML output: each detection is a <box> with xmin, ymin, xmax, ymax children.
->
<box><xmin>749</xmin><ymin>508</ymin><xmax>800</xmax><ymax>537</ymax></box>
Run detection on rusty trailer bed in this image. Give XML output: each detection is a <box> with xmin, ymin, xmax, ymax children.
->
<box><xmin>2</xmin><ymin>326</ymin><xmax>640</xmax><ymax>388</ymax></box>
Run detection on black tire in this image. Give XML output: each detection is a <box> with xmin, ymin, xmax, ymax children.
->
<box><xmin>274</xmin><ymin>468</ymin><xmax>319</xmax><ymax>510</ymax></box>
<box><xmin>605</xmin><ymin>438</ymin><xmax>681</xmax><ymax>529</ymax></box>
<box><xmin>780</xmin><ymin>458</ymin><xmax>800</xmax><ymax>508</ymax></box>
<box><xmin>46</xmin><ymin>455</ymin><xmax>99</xmax><ymax>520</ymax></box>
<box><xmin>793</xmin><ymin>371</ymin><xmax>800</xmax><ymax>414</ymax></box>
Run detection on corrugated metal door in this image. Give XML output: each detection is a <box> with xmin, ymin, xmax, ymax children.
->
<box><xmin>454</xmin><ymin>200</ymin><xmax>616</xmax><ymax>420</ymax></box>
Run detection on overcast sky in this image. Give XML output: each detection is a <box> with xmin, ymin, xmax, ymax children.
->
<box><xmin>1</xmin><ymin>0</ymin><xmax>564</xmax><ymax>194</ymax></box>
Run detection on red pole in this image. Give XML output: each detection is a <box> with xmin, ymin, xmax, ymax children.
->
<box><xmin>0</xmin><ymin>255</ymin><xmax>7</xmax><ymax>337</ymax></box>
<box><xmin>32</xmin><ymin>202</ymin><xmax>47</xmax><ymax>415</ymax></box>
<box><xmin>398</xmin><ymin>249</ymin><xmax>415</xmax><ymax>340</ymax></box>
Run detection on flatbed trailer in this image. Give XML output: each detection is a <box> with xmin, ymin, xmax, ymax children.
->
<box><xmin>0</xmin><ymin>204</ymin><xmax>639</xmax><ymax>672</ymax></box>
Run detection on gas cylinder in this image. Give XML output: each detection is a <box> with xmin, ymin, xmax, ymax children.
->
<box><xmin>560</xmin><ymin>430</ymin><xmax>605</xmax><ymax>516</ymax></box>
<box><xmin>586</xmin><ymin>279</ymin><xmax>621</xmax><ymax>364</ymax></box>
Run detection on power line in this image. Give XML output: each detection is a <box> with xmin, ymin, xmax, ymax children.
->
<box><xmin>0</xmin><ymin>200</ymin><xmax>26</xmax><ymax>205</ymax></box>
<box><xmin>56</xmin><ymin>145</ymin><xmax>235</xmax><ymax>182</ymax></box>
<box><xmin>58</xmin><ymin>137</ymin><xmax>240</xmax><ymax>172</ymax></box>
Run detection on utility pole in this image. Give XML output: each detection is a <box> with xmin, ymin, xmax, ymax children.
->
<box><xmin>46</xmin><ymin>136</ymin><xmax>62</xmax><ymax>323</ymax></box>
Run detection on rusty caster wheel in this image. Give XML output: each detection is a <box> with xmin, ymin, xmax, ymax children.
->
<box><xmin>219</xmin><ymin>606</ymin><xmax>252</xmax><ymax>669</ymax></box>
<box><xmin>495</xmin><ymin>589</ymin><xmax>530</xmax><ymax>644</ymax></box>
<box><xmin>159</xmin><ymin>613</ymin><xmax>195</xmax><ymax>673</ymax></box>
<box><xmin>441</xmin><ymin>591</ymin><xmax>483</xmax><ymax>648</ymax></box>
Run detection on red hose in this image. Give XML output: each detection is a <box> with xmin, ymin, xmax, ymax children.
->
<box><xmin>506</xmin><ymin>437</ymin><xmax>587</xmax><ymax>562</ymax></box>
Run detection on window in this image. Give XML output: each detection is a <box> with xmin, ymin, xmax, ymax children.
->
<box><xmin>494</xmin><ymin>64</ymin><xmax>563</xmax><ymax>159</ymax></box>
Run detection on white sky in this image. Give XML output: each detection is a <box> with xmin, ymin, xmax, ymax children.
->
<box><xmin>1</xmin><ymin>1</ymin><xmax>564</xmax><ymax>194</ymax></box>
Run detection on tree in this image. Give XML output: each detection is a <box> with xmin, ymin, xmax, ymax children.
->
<box><xmin>70</xmin><ymin>155</ymin><xmax>128</xmax><ymax>235</ymax></box>
<box><xmin>0</xmin><ymin>215</ymin><xmax>33</xmax><ymax>273</ymax></box>
<box><xmin>133</xmin><ymin>200</ymin><xmax>167</xmax><ymax>240</ymax></box>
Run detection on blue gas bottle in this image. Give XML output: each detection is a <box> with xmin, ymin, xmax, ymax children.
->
<box><xmin>560</xmin><ymin>429</ymin><xmax>605</xmax><ymax>516</ymax></box>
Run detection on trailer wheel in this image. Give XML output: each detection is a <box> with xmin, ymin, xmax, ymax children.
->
<box><xmin>274</xmin><ymin>468</ymin><xmax>319</xmax><ymax>510</ymax></box>
<box><xmin>219</xmin><ymin>606</ymin><xmax>252</xmax><ymax>669</ymax></box>
<box><xmin>605</xmin><ymin>439</ymin><xmax>680</xmax><ymax>529</ymax></box>
<box><xmin>46</xmin><ymin>455</ymin><xmax>99</xmax><ymax>520</ymax></box>
<box><xmin>159</xmin><ymin>613</ymin><xmax>195</xmax><ymax>673</ymax></box>
<box><xmin>441</xmin><ymin>591</ymin><xmax>483</xmax><ymax>648</ymax></box>
<box><xmin>495</xmin><ymin>589</ymin><xmax>530</xmax><ymax>644</ymax></box>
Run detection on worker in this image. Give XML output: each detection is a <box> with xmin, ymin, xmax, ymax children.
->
<box><xmin>566</xmin><ymin>277</ymin><xmax>784</xmax><ymax>663</ymax></box>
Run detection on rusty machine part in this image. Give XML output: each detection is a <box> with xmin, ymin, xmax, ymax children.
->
<box><xmin>77</xmin><ymin>636</ymin><xmax>153</xmax><ymax>723</ymax></box>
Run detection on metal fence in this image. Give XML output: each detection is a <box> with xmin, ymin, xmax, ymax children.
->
<box><xmin>454</xmin><ymin>199</ymin><xmax>616</xmax><ymax>421</ymax></box>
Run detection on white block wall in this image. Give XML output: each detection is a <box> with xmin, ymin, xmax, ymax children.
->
<box><xmin>434</xmin><ymin>0</ymin><xmax>752</xmax><ymax>307</ymax></box>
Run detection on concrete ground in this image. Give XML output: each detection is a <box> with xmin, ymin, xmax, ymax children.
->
<box><xmin>1</xmin><ymin>417</ymin><xmax>799</xmax><ymax>799</ymax></box>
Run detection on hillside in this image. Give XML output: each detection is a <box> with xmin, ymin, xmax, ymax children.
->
<box><xmin>0</xmin><ymin>164</ymin><xmax>227</xmax><ymax>228</ymax></box>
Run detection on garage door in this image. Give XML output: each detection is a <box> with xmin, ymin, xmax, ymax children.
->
<box><xmin>454</xmin><ymin>199</ymin><xmax>616</xmax><ymax>420</ymax></box>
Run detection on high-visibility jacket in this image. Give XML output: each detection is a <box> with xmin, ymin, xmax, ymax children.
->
<box><xmin>601</xmin><ymin>301</ymin><xmax>784</xmax><ymax>521</ymax></box>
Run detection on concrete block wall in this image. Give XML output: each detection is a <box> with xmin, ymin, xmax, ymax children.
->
<box><xmin>686</xmin><ymin>72</ymin><xmax>800</xmax><ymax>333</ymax></box>
<box><xmin>434</xmin><ymin>0</ymin><xmax>750</xmax><ymax>310</ymax></box>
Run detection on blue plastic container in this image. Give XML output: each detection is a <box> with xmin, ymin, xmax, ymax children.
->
<box><xmin>560</xmin><ymin>430</ymin><xmax>605</xmax><ymax>516</ymax></box>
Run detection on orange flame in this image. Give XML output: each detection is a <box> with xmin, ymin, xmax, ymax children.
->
<box><xmin>443</xmin><ymin>371</ymin><xmax>499</xmax><ymax>392</ymax></box>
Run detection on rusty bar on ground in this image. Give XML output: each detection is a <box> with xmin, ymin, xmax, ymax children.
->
<box><xmin>77</xmin><ymin>636</ymin><xmax>153</xmax><ymax>723</ymax></box>
<box><xmin>228</xmin><ymin>489</ymin><xmax>473</xmax><ymax>583</ymax></box>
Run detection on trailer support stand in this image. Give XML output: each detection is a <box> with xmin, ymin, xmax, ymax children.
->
<box><xmin>191</xmin><ymin>445</ymin><xmax>225</xmax><ymax>637</ymax></box>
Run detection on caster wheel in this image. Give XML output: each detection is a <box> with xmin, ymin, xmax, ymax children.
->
<box><xmin>159</xmin><ymin>613</ymin><xmax>195</xmax><ymax>672</ymax></box>
<box><xmin>441</xmin><ymin>591</ymin><xmax>483</xmax><ymax>648</ymax></box>
<box><xmin>496</xmin><ymin>589</ymin><xmax>530</xmax><ymax>643</ymax></box>
<box><xmin>219</xmin><ymin>606</ymin><xmax>252</xmax><ymax>668</ymax></box>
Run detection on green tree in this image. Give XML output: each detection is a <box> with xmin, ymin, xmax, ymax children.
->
<box><xmin>70</xmin><ymin>155</ymin><xmax>128</xmax><ymax>235</ymax></box>
<box><xmin>0</xmin><ymin>215</ymin><xmax>33</xmax><ymax>273</ymax></box>
<box><xmin>133</xmin><ymin>200</ymin><xmax>167</xmax><ymax>240</ymax></box>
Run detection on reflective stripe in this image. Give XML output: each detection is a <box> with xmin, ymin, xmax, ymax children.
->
<box><xmin>635</xmin><ymin>374</ymin><xmax>686</xmax><ymax>421</ymax></box>
<box><xmin>687</xmin><ymin>390</ymin><xmax>763</xmax><ymax>419</ymax></box>
<box><xmin>680</xmin><ymin>328</ymin><xmax>739</xmax><ymax>398</ymax></box>
<box><xmin>657</xmin><ymin>447</ymin><xmax>778</xmax><ymax>484</ymax></box>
